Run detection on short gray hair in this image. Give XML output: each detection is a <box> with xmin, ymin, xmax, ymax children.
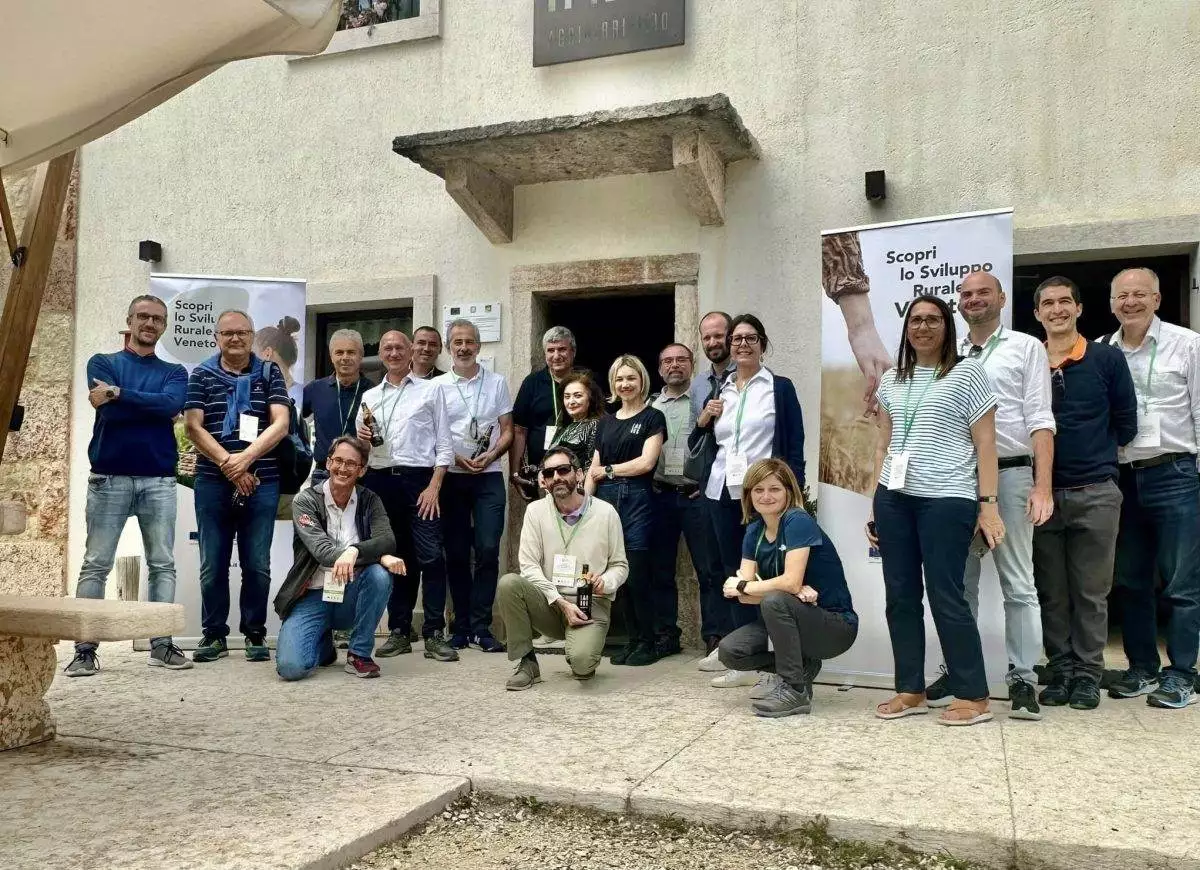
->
<box><xmin>216</xmin><ymin>309</ymin><xmax>254</xmax><ymax>331</ymax></box>
<box><xmin>445</xmin><ymin>319</ymin><xmax>480</xmax><ymax>343</ymax></box>
<box><xmin>1111</xmin><ymin>267</ymin><xmax>1160</xmax><ymax>295</ymax></box>
<box><xmin>328</xmin><ymin>328</ymin><xmax>364</xmax><ymax>351</ymax></box>
<box><xmin>542</xmin><ymin>325</ymin><xmax>576</xmax><ymax>351</ymax></box>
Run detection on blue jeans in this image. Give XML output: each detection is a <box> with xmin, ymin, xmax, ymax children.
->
<box><xmin>275</xmin><ymin>564</ymin><xmax>392</xmax><ymax>680</ymax></box>
<box><xmin>704</xmin><ymin>489</ymin><xmax>758</xmax><ymax>633</ymax></box>
<box><xmin>194</xmin><ymin>475</ymin><xmax>280</xmax><ymax>641</ymax></box>
<box><xmin>651</xmin><ymin>485</ymin><xmax>725</xmax><ymax>640</ymax></box>
<box><xmin>1115</xmin><ymin>458</ymin><xmax>1200</xmax><ymax>678</ymax></box>
<box><xmin>443</xmin><ymin>472</ymin><xmax>506</xmax><ymax>637</ymax></box>
<box><xmin>76</xmin><ymin>474</ymin><xmax>177</xmax><ymax>652</ymax></box>
<box><xmin>596</xmin><ymin>478</ymin><xmax>655</xmax><ymax>645</ymax></box>
<box><xmin>873</xmin><ymin>487</ymin><xmax>988</xmax><ymax>700</ymax></box>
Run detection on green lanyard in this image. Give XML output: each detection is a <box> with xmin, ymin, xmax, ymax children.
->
<box><xmin>378</xmin><ymin>378</ymin><xmax>409</xmax><ymax>439</ymax></box>
<box><xmin>453</xmin><ymin>373</ymin><xmax>483</xmax><ymax>424</ymax></box>
<box><xmin>897</xmin><ymin>370</ymin><xmax>937</xmax><ymax>450</ymax></box>
<box><xmin>556</xmin><ymin>498</ymin><xmax>589</xmax><ymax>550</ymax></box>
<box><xmin>336</xmin><ymin>379</ymin><xmax>361</xmax><ymax>437</ymax></box>
<box><xmin>1141</xmin><ymin>340</ymin><xmax>1158</xmax><ymax>410</ymax></box>
<box><xmin>754</xmin><ymin>523</ymin><xmax>782</xmax><ymax>578</ymax></box>
<box><xmin>732</xmin><ymin>382</ymin><xmax>752</xmax><ymax>453</ymax></box>
<box><xmin>550</xmin><ymin>376</ymin><xmax>562</xmax><ymax>428</ymax></box>
<box><xmin>978</xmin><ymin>327</ymin><xmax>1003</xmax><ymax>364</ymax></box>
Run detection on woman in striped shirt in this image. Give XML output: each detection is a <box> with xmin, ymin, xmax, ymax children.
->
<box><xmin>866</xmin><ymin>294</ymin><xmax>1004</xmax><ymax>726</ymax></box>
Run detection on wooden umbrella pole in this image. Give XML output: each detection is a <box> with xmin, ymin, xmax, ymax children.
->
<box><xmin>0</xmin><ymin>151</ymin><xmax>76</xmax><ymax>465</ymax></box>
<box><xmin>0</xmin><ymin>171</ymin><xmax>20</xmax><ymax>266</ymax></box>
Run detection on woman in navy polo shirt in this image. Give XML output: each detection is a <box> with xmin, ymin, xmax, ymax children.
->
<box><xmin>718</xmin><ymin>458</ymin><xmax>858</xmax><ymax>717</ymax></box>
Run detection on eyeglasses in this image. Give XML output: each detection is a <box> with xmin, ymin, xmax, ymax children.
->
<box><xmin>730</xmin><ymin>334</ymin><xmax>761</xmax><ymax>346</ymax></box>
<box><xmin>326</xmin><ymin>457</ymin><xmax>363</xmax><ymax>470</ymax></box>
<box><xmin>660</xmin><ymin>355</ymin><xmax>691</xmax><ymax>365</ymax></box>
<box><xmin>907</xmin><ymin>316</ymin><xmax>945</xmax><ymax>330</ymax></box>
<box><xmin>132</xmin><ymin>312</ymin><xmax>166</xmax><ymax>324</ymax></box>
<box><xmin>217</xmin><ymin>329</ymin><xmax>252</xmax><ymax>339</ymax></box>
<box><xmin>540</xmin><ymin>465</ymin><xmax>574</xmax><ymax>480</ymax></box>
<box><xmin>1111</xmin><ymin>291</ymin><xmax>1155</xmax><ymax>303</ymax></box>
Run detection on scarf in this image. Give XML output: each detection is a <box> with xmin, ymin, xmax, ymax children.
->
<box><xmin>198</xmin><ymin>353</ymin><xmax>266</xmax><ymax>440</ymax></box>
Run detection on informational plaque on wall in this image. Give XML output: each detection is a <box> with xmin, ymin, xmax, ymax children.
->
<box><xmin>534</xmin><ymin>0</ymin><xmax>685</xmax><ymax>67</ymax></box>
<box><xmin>444</xmin><ymin>301</ymin><xmax>502</xmax><ymax>343</ymax></box>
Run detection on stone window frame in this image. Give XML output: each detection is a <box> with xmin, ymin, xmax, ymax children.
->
<box><xmin>290</xmin><ymin>0</ymin><xmax>441</xmax><ymax>61</ymax></box>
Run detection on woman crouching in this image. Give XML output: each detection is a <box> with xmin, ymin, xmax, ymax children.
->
<box><xmin>718</xmin><ymin>458</ymin><xmax>858</xmax><ymax>717</ymax></box>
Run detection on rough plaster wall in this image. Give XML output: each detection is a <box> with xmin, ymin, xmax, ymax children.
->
<box><xmin>71</xmin><ymin>0</ymin><xmax>1200</xmax><ymax>584</ymax></box>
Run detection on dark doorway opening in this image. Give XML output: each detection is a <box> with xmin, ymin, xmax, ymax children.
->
<box><xmin>1012</xmin><ymin>254</ymin><xmax>1190</xmax><ymax>339</ymax></box>
<box><xmin>314</xmin><ymin>307</ymin><xmax>412</xmax><ymax>382</ymax></box>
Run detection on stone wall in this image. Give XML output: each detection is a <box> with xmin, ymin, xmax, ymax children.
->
<box><xmin>0</xmin><ymin>165</ymin><xmax>79</xmax><ymax>598</ymax></box>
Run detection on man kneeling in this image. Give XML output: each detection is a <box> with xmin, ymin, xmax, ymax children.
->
<box><xmin>499</xmin><ymin>447</ymin><xmax>628</xmax><ymax>689</ymax></box>
<box><xmin>274</xmin><ymin>436</ymin><xmax>405</xmax><ymax>680</ymax></box>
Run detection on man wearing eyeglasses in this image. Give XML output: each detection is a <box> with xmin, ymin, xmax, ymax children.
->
<box><xmin>433</xmin><ymin>319</ymin><xmax>513</xmax><ymax>653</ymax></box>
<box><xmin>497</xmin><ymin>447</ymin><xmax>628</xmax><ymax>689</ymax></box>
<box><xmin>1031</xmin><ymin>277</ymin><xmax>1137</xmax><ymax>710</ymax></box>
<box><xmin>65</xmin><ymin>295</ymin><xmax>191</xmax><ymax>678</ymax></box>
<box><xmin>1104</xmin><ymin>267</ymin><xmax>1200</xmax><ymax>709</ymax></box>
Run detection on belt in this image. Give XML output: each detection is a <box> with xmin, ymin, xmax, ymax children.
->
<box><xmin>998</xmin><ymin>455</ymin><xmax>1033</xmax><ymax>470</ymax></box>
<box><xmin>367</xmin><ymin>465</ymin><xmax>431</xmax><ymax>476</ymax></box>
<box><xmin>1121</xmin><ymin>451</ymin><xmax>1193</xmax><ymax>471</ymax></box>
<box><xmin>654</xmin><ymin>480</ymin><xmax>699</xmax><ymax>496</ymax></box>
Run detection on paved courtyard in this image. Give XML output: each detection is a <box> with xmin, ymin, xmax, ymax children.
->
<box><xmin>2</xmin><ymin>641</ymin><xmax>1198</xmax><ymax>870</ymax></box>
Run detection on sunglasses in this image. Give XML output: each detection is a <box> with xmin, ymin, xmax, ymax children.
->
<box><xmin>540</xmin><ymin>464</ymin><xmax>575</xmax><ymax>480</ymax></box>
<box><xmin>1051</xmin><ymin>367</ymin><xmax>1066</xmax><ymax>402</ymax></box>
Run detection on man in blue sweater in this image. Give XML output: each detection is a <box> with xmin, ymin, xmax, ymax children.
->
<box><xmin>65</xmin><ymin>295</ymin><xmax>190</xmax><ymax>677</ymax></box>
<box><xmin>1031</xmin><ymin>277</ymin><xmax>1138</xmax><ymax>711</ymax></box>
<box><xmin>302</xmin><ymin>328</ymin><xmax>373</xmax><ymax>486</ymax></box>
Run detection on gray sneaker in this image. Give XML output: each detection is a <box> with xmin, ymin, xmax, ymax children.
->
<box><xmin>376</xmin><ymin>630</ymin><xmax>413</xmax><ymax>658</ymax></box>
<box><xmin>749</xmin><ymin>673</ymin><xmax>781</xmax><ymax>700</ymax></box>
<box><xmin>752</xmin><ymin>681</ymin><xmax>813</xmax><ymax>717</ymax></box>
<box><xmin>65</xmin><ymin>648</ymin><xmax>99</xmax><ymax>677</ymax></box>
<box><xmin>148</xmin><ymin>642</ymin><xmax>194</xmax><ymax>670</ymax></box>
<box><xmin>506</xmin><ymin>654</ymin><xmax>542</xmax><ymax>691</ymax></box>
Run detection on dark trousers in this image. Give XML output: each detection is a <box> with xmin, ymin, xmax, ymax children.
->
<box><xmin>596</xmin><ymin>478</ymin><xmax>655</xmax><ymax>645</ymax></box>
<box><xmin>363</xmin><ymin>466</ymin><xmax>446</xmax><ymax>637</ymax></box>
<box><xmin>873</xmin><ymin>487</ymin><xmax>987</xmax><ymax>700</ymax></box>
<box><xmin>704</xmin><ymin>489</ymin><xmax>758</xmax><ymax>632</ymax></box>
<box><xmin>1032</xmin><ymin>479</ymin><xmax>1122</xmax><ymax>680</ymax></box>
<box><xmin>443</xmin><ymin>471</ymin><xmax>506</xmax><ymax>638</ymax></box>
<box><xmin>650</xmin><ymin>485</ymin><xmax>726</xmax><ymax>640</ymax></box>
<box><xmin>718</xmin><ymin>592</ymin><xmax>858</xmax><ymax>689</ymax></box>
<box><xmin>1115</xmin><ymin>459</ymin><xmax>1200</xmax><ymax>678</ymax></box>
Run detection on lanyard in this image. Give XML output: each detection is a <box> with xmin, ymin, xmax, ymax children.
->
<box><xmin>732</xmin><ymin>379</ymin><xmax>753</xmax><ymax>453</ymax></box>
<box><xmin>550</xmin><ymin>375</ymin><xmax>562</xmax><ymax>428</ymax></box>
<box><xmin>897</xmin><ymin>370</ymin><xmax>937</xmax><ymax>450</ymax></box>
<box><xmin>453</xmin><ymin>372</ymin><xmax>483</xmax><ymax>423</ymax></box>
<box><xmin>336</xmin><ymin>379</ymin><xmax>361</xmax><ymax>437</ymax></box>
<box><xmin>556</xmin><ymin>498</ymin><xmax>589</xmax><ymax>550</ymax></box>
<box><xmin>1141</xmin><ymin>340</ymin><xmax>1158</xmax><ymax>409</ymax></box>
<box><xmin>378</xmin><ymin>378</ymin><xmax>409</xmax><ymax>439</ymax></box>
<box><xmin>754</xmin><ymin>521</ymin><xmax>786</xmax><ymax>577</ymax></box>
<box><xmin>977</xmin><ymin>327</ymin><xmax>1003</xmax><ymax>364</ymax></box>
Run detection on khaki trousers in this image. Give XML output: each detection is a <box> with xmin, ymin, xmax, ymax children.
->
<box><xmin>497</xmin><ymin>573</ymin><xmax>611</xmax><ymax>676</ymax></box>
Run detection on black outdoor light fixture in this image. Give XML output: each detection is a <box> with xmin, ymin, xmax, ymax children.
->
<box><xmin>138</xmin><ymin>239</ymin><xmax>162</xmax><ymax>263</ymax></box>
<box><xmin>865</xmin><ymin>170</ymin><xmax>886</xmax><ymax>202</ymax></box>
<box><xmin>9</xmin><ymin>403</ymin><xmax>24</xmax><ymax>433</ymax></box>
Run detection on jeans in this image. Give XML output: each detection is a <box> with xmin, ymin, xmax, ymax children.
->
<box><xmin>873</xmin><ymin>487</ymin><xmax>987</xmax><ymax>700</ymax></box>
<box><xmin>704</xmin><ymin>490</ymin><xmax>758</xmax><ymax>632</ymax></box>
<box><xmin>76</xmin><ymin>474</ymin><xmax>177</xmax><ymax>652</ymax></box>
<box><xmin>650</xmin><ymin>486</ymin><xmax>725</xmax><ymax>640</ymax></box>
<box><xmin>1032</xmin><ymin>479</ymin><xmax>1122</xmax><ymax>680</ymax></box>
<box><xmin>595</xmin><ymin>478</ymin><xmax>655</xmax><ymax>645</ymax></box>
<box><xmin>364</xmin><ymin>467</ymin><xmax>447</xmax><ymax>637</ymax></box>
<box><xmin>497</xmin><ymin>573</ymin><xmax>612</xmax><ymax>676</ymax></box>
<box><xmin>962</xmin><ymin>466</ymin><xmax>1042</xmax><ymax>684</ymax></box>
<box><xmin>194</xmin><ymin>475</ymin><xmax>280</xmax><ymax>641</ymax></box>
<box><xmin>443</xmin><ymin>472</ymin><xmax>506</xmax><ymax>637</ymax></box>
<box><xmin>1115</xmin><ymin>458</ymin><xmax>1200</xmax><ymax>678</ymax></box>
<box><xmin>719</xmin><ymin>592</ymin><xmax>858</xmax><ymax>689</ymax></box>
<box><xmin>275</xmin><ymin>564</ymin><xmax>392</xmax><ymax>680</ymax></box>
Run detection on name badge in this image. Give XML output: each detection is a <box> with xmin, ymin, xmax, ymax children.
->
<box><xmin>887</xmin><ymin>451</ymin><xmax>910</xmax><ymax>490</ymax></box>
<box><xmin>322</xmin><ymin>572</ymin><xmax>346</xmax><ymax>603</ymax></box>
<box><xmin>664</xmin><ymin>447</ymin><xmax>686</xmax><ymax>478</ymax></box>
<box><xmin>725</xmin><ymin>452</ymin><xmax>749</xmax><ymax>488</ymax></box>
<box><xmin>543</xmin><ymin>426</ymin><xmax>557</xmax><ymax>450</ymax></box>
<box><xmin>239</xmin><ymin>413</ymin><xmax>259</xmax><ymax>443</ymax></box>
<box><xmin>1131</xmin><ymin>411</ymin><xmax>1162</xmax><ymax>449</ymax></box>
<box><xmin>551</xmin><ymin>553</ymin><xmax>579</xmax><ymax>590</ymax></box>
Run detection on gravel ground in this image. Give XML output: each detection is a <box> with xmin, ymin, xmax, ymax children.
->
<box><xmin>348</xmin><ymin>793</ymin><xmax>980</xmax><ymax>870</ymax></box>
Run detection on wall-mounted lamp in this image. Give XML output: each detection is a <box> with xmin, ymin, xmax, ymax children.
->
<box><xmin>865</xmin><ymin>170</ymin><xmax>886</xmax><ymax>202</ymax></box>
<box><xmin>138</xmin><ymin>240</ymin><xmax>162</xmax><ymax>262</ymax></box>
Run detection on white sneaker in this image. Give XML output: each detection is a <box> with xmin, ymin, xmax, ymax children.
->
<box><xmin>748</xmin><ymin>672</ymin><xmax>781</xmax><ymax>699</ymax></box>
<box><xmin>698</xmin><ymin>648</ymin><xmax>725</xmax><ymax>672</ymax></box>
<box><xmin>710</xmin><ymin>669</ymin><xmax>760</xmax><ymax>688</ymax></box>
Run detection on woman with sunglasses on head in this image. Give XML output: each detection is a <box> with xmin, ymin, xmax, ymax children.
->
<box><xmin>692</xmin><ymin>313</ymin><xmax>806</xmax><ymax>688</ymax></box>
<box><xmin>548</xmin><ymin>370</ymin><xmax>604</xmax><ymax>474</ymax></box>
<box><xmin>585</xmin><ymin>354</ymin><xmax>667</xmax><ymax>666</ymax></box>
<box><xmin>867</xmin><ymin>294</ymin><xmax>1003</xmax><ymax>726</ymax></box>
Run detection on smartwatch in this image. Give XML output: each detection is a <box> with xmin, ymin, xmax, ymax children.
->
<box><xmin>605</xmin><ymin>464</ymin><xmax>614</xmax><ymax>480</ymax></box>
<box><xmin>736</xmin><ymin>579</ymin><xmax>749</xmax><ymax>594</ymax></box>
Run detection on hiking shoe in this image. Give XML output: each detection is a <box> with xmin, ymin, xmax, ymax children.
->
<box><xmin>625</xmin><ymin>641</ymin><xmax>660</xmax><ymax>667</ymax></box>
<box><xmin>752</xmin><ymin>681</ymin><xmax>812</xmax><ymax>718</ymax></box>
<box><xmin>473</xmin><ymin>633</ymin><xmax>506</xmax><ymax>653</ymax></box>
<box><xmin>1008</xmin><ymin>676</ymin><xmax>1041</xmax><ymax>720</ymax></box>
<box><xmin>1068</xmin><ymin>676</ymin><xmax>1101</xmax><ymax>710</ymax></box>
<box><xmin>344</xmin><ymin>653</ymin><xmax>381</xmax><ymax>679</ymax></box>
<box><xmin>319</xmin><ymin>630</ymin><xmax>337</xmax><ymax>667</ymax></box>
<box><xmin>697</xmin><ymin>646</ymin><xmax>725</xmax><ymax>672</ymax></box>
<box><xmin>925</xmin><ymin>665</ymin><xmax>954</xmax><ymax>708</ymax></box>
<box><xmin>423</xmin><ymin>633</ymin><xmax>460</xmax><ymax>662</ymax></box>
<box><xmin>65</xmin><ymin>648</ymin><xmax>99</xmax><ymax>677</ymax></box>
<box><xmin>449</xmin><ymin>632</ymin><xmax>471</xmax><ymax>650</ymax></box>
<box><xmin>749</xmin><ymin>672</ymin><xmax>781</xmax><ymax>700</ymax></box>
<box><xmin>333</xmin><ymin>629</ymin><xmax>350</xmax><ymax>649</ymax></box>
<box><xmin>802</xmin><ymin>657</ymin><xmax>823</xmax><ymax>690</ymax></box>
<box><xmin>192</xmin><ymin>636</ymin><xmax>228</xmax><ymax>663</ymax></box>
<box><xmin>710</xmin><ymin>669</ymin><xmax>760</xmax><ymax>688</ymax></box>
<box><xmin>1038</xmin><ymin>671</ymin><xmax>1070</xmax><ymax>706</ymax></box>
<box><xmin>1146</xmin><ymin>672</ymin><xmax>1199</xmax><ymax>709</ymax></box>
<box><xmin>244</xmin><ymin>636</ymin><xmax>270</xmax><ymax>662</ymax></box>
<box><xmin>375</xmin><ymin>630</ymin><xmax>412</xmax><ymax>657</ymax></box>
<box><xmin>1108</xmin><ymin>667</ymin><xmax>1159</xmax><ymax>699</ymax></box>
<box><xmin>655</xmin><ymin>636</ymin><xmax>682</xmax><ymax>658</ymax></box>
<box><xmin>610</xmin><ymin>641</ymin><xmax>638</xmax><ymax>666</ymax></box>
<box><xmin>506</xmin><ymin>653</ymin><xmax>541</xmax><ymax>691</ymax></box>
<box><xmin>148</xmin><ymin>643</ymin><xmax>193</xmax><ymax>671</ymax></box>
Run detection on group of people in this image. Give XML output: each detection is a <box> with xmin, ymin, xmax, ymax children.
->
<box><xmin>63</xmin><ymin>265</ymin><xmax>1199</xmax><ymax>722</ymax></box>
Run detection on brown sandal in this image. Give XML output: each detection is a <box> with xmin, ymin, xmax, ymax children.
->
<box><xmin>875</xmin><ymin>693</ymin><xmax>929</xmax><ymax>720</ymax></box>
<box><xmin>938</xmin><ymin>699</ymin><xmax>993</xmax><ymax>726</ymax></box>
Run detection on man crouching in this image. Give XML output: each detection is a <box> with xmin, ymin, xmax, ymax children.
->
<box><xmin>498</xmin><ymin>447</ymin><xmax>628</xmax><ymax>689</ymax></box>
<box><xmin>273</xmin><ymin>436</ymin><xmax>405</xmax><ymax>679</ymax></box>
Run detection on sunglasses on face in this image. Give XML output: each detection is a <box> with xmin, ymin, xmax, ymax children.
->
<box><xmin>540</xmin><ymin>464</ymin><xmax>574</xmax><ymax>480</ymax></box>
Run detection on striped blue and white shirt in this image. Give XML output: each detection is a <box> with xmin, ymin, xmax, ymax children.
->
<box><xmin>876</xmin><ymin>360</ymin><xmax>996</xmax><ymax>500</ymax></box>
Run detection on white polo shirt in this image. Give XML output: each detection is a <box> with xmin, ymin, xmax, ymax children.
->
<box><xmin>959</xmin><ymin>325</ymin><xmax>1056</xmax><ymax>459</ymax></box>
<box><xmin>433</xmin><ymin>365</ymin><xmax>513</xmax><ymax>474</ymax></box>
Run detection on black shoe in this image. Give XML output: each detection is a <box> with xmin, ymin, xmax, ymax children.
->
<box><xmin>609</xmin><ymin>640</ymin><xmax>638</xmax><ymax>665</ymax></box>
<box><xmin>1108</xmin><ymin>667</ymin><xmax>1159</xmax><ymax>699</ymax></box>
<box><xmin>244</xmin><ymin>636</ymin><xmax>270</xmax><ymax>662</ymax></box>
<box><xmin>1008</xmin><ymin>676</ymin><xmax>1042</xmax><ymax>720</ymax></box>
<box><xmin>333</xmin><ymin>629</ymin><xmax>350</xmax><ymax>650</ymax></box>
<box><xmin>423</xmin><ymin>633</ymin><xmax>460</xmax><ymax>662</ymax></box>
<box><xmin>925</xmin><ymin>665</ymin><xmax>954</xmax><ymax>708</ymax></box>
<box><xmin>1038</xmin><ymin>671</ymin><xmax>1070</xmax><ymax>706</ymax></box>
<box><xmin>192</xmin><ymin>635</ymin><xmax>228</xmax><ymax>663</ymax></box>
<box><xmin>752</xmin><ymin>681</ymin><xmax>813</xmax><ymax>718</ymax></box>
<box><xmin>1068</xmin><ymin>676</ymin><xmax>1101</xmax><ymax>710</ymax></box>
<box><xmin>654</xmin><ymin>636</ymin><xmax>682</xmax><ymax>658</ymax></box>
<box><xmin>704</xmin><ymin>635</ymin><xmax>720</xmax><ymax>655</ymax></box>
<box><xmin>319</xmin><ymin>630</ymin><xmax>337</xmax><ymax>667</ymax></box>
<box><xmin>376</xmin><ymin>630</ymin><xmax>412</xmax><ymax>658</ymax></box>
<box><xmin>626</xmin><ymin>641</ymin><xmax>661</xmax><ymax>667</ymax></box>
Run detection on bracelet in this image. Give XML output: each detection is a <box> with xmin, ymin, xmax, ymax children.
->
<box><xmin>978</xmin><ymin>495</ymin><xmax>998</xmax><ymax>504</ymax></box>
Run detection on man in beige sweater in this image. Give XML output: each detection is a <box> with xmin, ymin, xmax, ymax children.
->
<box><xmin>499</xmin><ymin>447</ymin><xmax>628</xmax><ymax>689</ymax></box>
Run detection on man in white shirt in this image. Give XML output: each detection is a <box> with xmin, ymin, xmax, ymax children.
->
<box><xmin>434</xmin><ymin>319</ymin><xmax>513</xmax><ymax>653</ymax></box>
<box><xmin>1105</xmin><ymin>267</ymin><xmax>1200</xmax><ymax>709</ymax></box>
<box><xmin>924</xmin><ymin>272</ymin><xmax>1056</xmax><ymax>720</ymax></box>
<box><xmin>356</xmin><ymin>330</ymin><xmax>457</xmax><ymax>663</ymax></box>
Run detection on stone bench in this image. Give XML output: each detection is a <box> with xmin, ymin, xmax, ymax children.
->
<box><xmin>0</xmin><ymin>595</ymin><xmax>184</xmax><ymax>750</ymax></box>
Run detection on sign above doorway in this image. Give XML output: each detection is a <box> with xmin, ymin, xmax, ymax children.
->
<box><xmin>534</xmin><ymin>0</ymin><xmax>685</xmax><ymax>67</ymax></box>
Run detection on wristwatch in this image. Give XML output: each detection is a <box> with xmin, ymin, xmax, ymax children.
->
<box><xmin>605</xmin><ymin>464</ymin><xmax>614</xmax><ymax>480</ymax></box>
<box><xmin>736</xmin><ymin>579</ymin><xmax>749</xmax><ymax>594</ymax></box>
<box><xmin>978</xmin><ymin>495</ymin><xmax>998</xmax><ymax>504</ymax></box>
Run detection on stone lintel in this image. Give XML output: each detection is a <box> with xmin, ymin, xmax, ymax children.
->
<box><xmin>444</xmin><ymin>159</ymin><xmax>513</xmax><ymax>244</ymax></box>
<box><xmin>672</xmin><ymin>132</ymin><xmax>725</xmax><ymax>227</ymax></box>
<box><xmin>510</xmin><ymin>253</ymin><xmax>700</xmax><ymax>295</ymax></box>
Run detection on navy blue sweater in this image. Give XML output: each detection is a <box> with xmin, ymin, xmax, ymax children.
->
<box><xmin>87</xmin><ymin>350</ymin><xmax>188</xmax><ymax>477</ymax></box>
<box><xmin>1051</xmin><ymin>340</ymin><xmax>1137</xmax><ymax>488</ymax></box>
<box><xmin>302</xmin><ymin>374</ymin><xmax>373</xmax><ymax>469</ymax></box>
